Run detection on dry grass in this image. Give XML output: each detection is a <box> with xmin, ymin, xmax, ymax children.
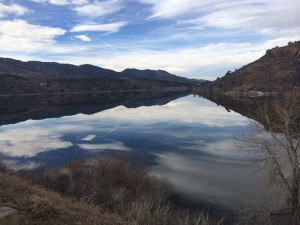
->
<box><xmin>28</xmin><ymin>156</ymin><xmax>224</xmax><ymax>225</ymax></box>
<box><xmin>0</xmin><ymin>171</ymin><xmax>127</xmax><ymax>225</ymax></box>
<box><xmin>32</xmin><ymin>156</ymin><xmax>175</xmax><ymax>224</ymax></box>
<box><xmin>34</xmin><ymin>156</ymin><xmax>172</xmax><ymax>209</ymax></box>
<box><xmin>0</xmin><ymin>156</ymin><xmax>225</xmax><ymax>225</ymax></box>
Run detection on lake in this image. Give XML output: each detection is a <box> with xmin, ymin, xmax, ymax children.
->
<box><xmin>0</xmin><ymin>93</ymin><xmax>263</xmax><ymax>210</ymax></box>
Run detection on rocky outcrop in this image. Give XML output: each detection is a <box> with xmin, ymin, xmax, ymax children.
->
<box><xmin>266</xmin><ymin>41</ymin><xmax>300</xmax><ymax>57</ymax></box>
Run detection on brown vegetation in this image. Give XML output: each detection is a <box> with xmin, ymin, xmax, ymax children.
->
<box><xmin>0</xmin><ymin>170</ymin><xmax>127</xmax><ymax>225</ymax></box>
<box><xmin>1</xmin><ymin>156</ymin><xmax>224</xmax><ymax>225</ymax></box>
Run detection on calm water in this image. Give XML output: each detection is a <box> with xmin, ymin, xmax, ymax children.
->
<box><xmin>0</xmin><ymin>94</ymin><xmax>263</xmax><ymax>209</ymax></box>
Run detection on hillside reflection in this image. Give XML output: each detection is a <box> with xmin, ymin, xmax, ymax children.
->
<box><xmin>199</xmin><ymin>93</ymin><xmax>300</xmax><ymax>224</ymax></box>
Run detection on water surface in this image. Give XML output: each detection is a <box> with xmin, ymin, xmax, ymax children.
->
<box><xmin>0</xmin><ymin>94</ymin><xmax>262</xmax><ymax>209</ymax></box>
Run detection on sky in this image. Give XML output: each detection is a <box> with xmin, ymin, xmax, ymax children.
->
<box><xmin>0</xmin><ymin>0</ymin><xmax>299</xmax><ymax>80</ymax></box>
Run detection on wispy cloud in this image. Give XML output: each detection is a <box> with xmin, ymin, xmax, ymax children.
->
<box><xmin>32</xmin><ymin>0</ymin><xmax>123</xmax><ymax>18</ymax></box>
<box><xmin>70</xmin><ymin>21</ymin><xmax>127</xmax><ymax>33</ymax></box>
<box><xmin>0</xmin><ymin>1</ymin><xmax>30</xmax><ymax>17</ymax></box>
<box><xmin>137</xmin><ymin>0</ymin><xmax>300</xmax><ymax>35</ymax></box>
<box><xmin>73</xmin><ymin>0</ymin><xmax>123</xmax><ymax>17</ymax></box>
<box><xmin>58</xmin><ymin>37</ymin><xmax>299</xmax><ymax>79</ymax></box>
<box><xmin>136</xmin><ymin>0</ymin><xmax>208</xmax><ymax>19</ymax></box>
<box><xmin>188</xmin><ymin>1</ymin><xmax>300</xmax><ymax>32</ymax></box>
<box><xmin>75</xmin><ymin>34</ymin><xmax>91</xmax><ymax>41</ymax></box>
<box><xmin>31</xmin><ymin>0</ymin><xmax>89</xmax><ymax>6</ymax></box>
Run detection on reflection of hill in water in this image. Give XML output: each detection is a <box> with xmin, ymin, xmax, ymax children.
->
<box><xmin>0</xmin><ymin>91</ymin><xmax>190</xmax><ymax>126</ymax></box>
<box><xmin>201</xmin><ymin>94</ymin><xmax>300</xmax><ymax>133</ymax></box>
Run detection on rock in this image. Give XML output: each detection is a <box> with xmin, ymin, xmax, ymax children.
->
<box><xmin>0</xmin><ymin>207</ymin><xmax>19</xmax><ymax>225</ymax></box>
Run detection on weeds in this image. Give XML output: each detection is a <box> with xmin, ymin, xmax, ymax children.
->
<box><xmin>28</xmin><ymin>155</ymin><xmax>223</xmax><ymax>225</ymax></box>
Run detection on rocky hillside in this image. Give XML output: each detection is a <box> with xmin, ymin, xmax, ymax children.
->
<box><xmin>198</xmin><ymin>41</ymin><xmax>300</xmax><ymax>96</ymax></box>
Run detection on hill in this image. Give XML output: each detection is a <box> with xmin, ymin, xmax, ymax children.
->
<box><xmin>197</xmin><ymin>41</ymin><xmax>300</xmax><ymax>96</ymax></box>
<box><xmin>122</xmin><ymin>68</ymin><xmax>205</xmax><ymax>83</ymax></box>
<box><xmin>0</xmin><ymin>57</ymin><xmax>202</xmax><ymax>83</ymax></box>
<box><xmin>0</xmin><ymin>58</ymin><xmax>120</xmax><ymax>80</ymax></box>
<box><xmin>0</xmin><ymin>57</ymin><xmax>204</xmax><ymax>96</ymax></box>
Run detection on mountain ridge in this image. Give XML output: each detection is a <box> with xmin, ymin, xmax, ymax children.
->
<box><xmin>0</xmin><ymin>57</ymin><xmax>203</xmax><ymax>96</ymax></box>
<box><xmin>0</xmin><ymin>57</ymin><xmax>203</xmax><ymax>83</ymax></box>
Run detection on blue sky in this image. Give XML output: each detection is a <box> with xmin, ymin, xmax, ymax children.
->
<box><xmin>0</xmin><ymin>0</ymin><xmax>299</xmax><ymax>80</ymax></box>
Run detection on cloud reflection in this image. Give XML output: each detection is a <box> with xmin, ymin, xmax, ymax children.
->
<box><xmin>152</xmin><ymin>150</ymin><xmax>262</xmax><ymax>209</ymax></box>
<box><xmin>3</xmin><ymin>159</ymin><xmax>41</xmax><ymax>171</ymax></box>
<box><xmin>66</xmin><ymin>96</ymin><xmax>249</xmax><ymax>127</ymax></box>
<box><xmin>0</xmin><ymin>95</ymin><xmax>259</xmax><ymax>208</ymax></box>
<box><xmin>78</xmin><ymin>142</ymin><xmax>131</xmax><ymax>152</ymax></box>
<box><xmin>81</xmin><ymin>135</ymin><xmax>96</xmax><ymax>141</ymax></box>
<box><xmin>0</xmin><ymin>127</ymin><xmax>73</xmax><ymax>157</ymax></box>
<box><xmin>0</xmin><ymin>95</ymin><xmax>249</xmax><ymax>170</ymax></box>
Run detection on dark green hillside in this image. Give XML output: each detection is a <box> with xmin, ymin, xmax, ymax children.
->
<box><xmin>0</xmin><ymin>57</ymin><xmax>204</xmax><ymax>96</ymax></box>
<box><xmin>122</xmin><ymin>68</ymin><xmax>204</xmax><ymax>83</ymax></box>
<box><xmin>0</xmin><ymin>57</ymin><xmax>205</xmax><ymax>83</ymax></box>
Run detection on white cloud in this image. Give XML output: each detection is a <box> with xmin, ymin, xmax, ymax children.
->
<box><xmin>136</xmin><ymin>0</ymin><xmax>210</xmax><ymax>19</ymax></box>
<box><xmin>32</xmin><ymin>0</ymin><xmax>122</xmax><ymax>17</ymax></box>
<box><xmin>0</xmin><ymin>19</ymin><xmax>66</xmax><ymax>52</ymax></box>
<box><xmin>70</xmin><ymin>21</ymin><xmax>127</xmax><ymax>33</ymax></box>
<box><xmin>58</xmin><ymin>37</ymin><xmax>299</xmax><ymax>79</ymax></box>
<box><xmin>137</xmin><ymin>0</ymin><xmax>300</xmax><ymax>36</ymax></box>
<box><xmin>0</xmin><ymin>1</ymin><xmax>299</xmax><ymax>80</ymax></box>
<box><xmin>31</xmin><ymin>0</ymin><xmax>89</xmax><ymax>5</ymax></box>
<box><xmin>0</xmin><ymin>1</ymin><xmax>30</xmax><ymax>17</ymax></box>
<box><xmin>73</xmin><ymin>0</ymin><xmax>123</xmax><ymax>17</ymax></box>
<box><xmin>197</xmin><ymin>1</ymin><xmax>300</xmax><ymax>32</ymax></box>
<box><xmin>75</xmin><ymin>34</ymin><xmax>91</xmax><ymax>41</ymax></box>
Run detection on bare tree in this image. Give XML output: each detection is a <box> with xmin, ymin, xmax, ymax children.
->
<box><xmin>238</xmin><ymin>92</ymin><xmax>300</xmax><ymax>225</ymax></box>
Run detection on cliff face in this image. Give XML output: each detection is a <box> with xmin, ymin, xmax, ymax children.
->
<box><xmin>199</xmin><ymin>41</ymin><xmax>300</xmax><ymax>95</ymax></box>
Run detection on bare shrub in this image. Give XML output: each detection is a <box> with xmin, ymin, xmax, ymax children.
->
<box><xmin>0</xmin><ymin>170</ymin><xmax>126</xmax><ymax>225</ymax></box>
<box><xmin>237</xmin><ymin>92</ymin><xmax>300</xmax><ymax>225</ymax></box>
<box><xmin>175</xmin><ymin>210</ymin><xmax>224</xmax><ymax>225</ymax></box>
<box><xmin>24</xmin><ymin>195</ymin><xmax>60</xmax><ymax>221</ymax></box>
<box><xmin>31</xmin><ymin>155</ymin><xmax>223</xmax><ymax>225</ymax></box>
<box><xmin>126</xmin><ymin>196</ymin><xmax>170</xmax><ymax>225</ymax></box>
